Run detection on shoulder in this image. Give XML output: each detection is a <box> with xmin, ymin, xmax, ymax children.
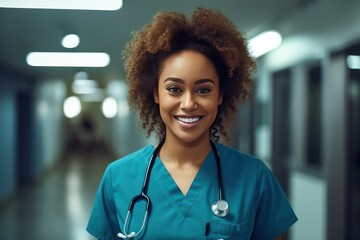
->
<box><xmin>107</xmin><ymin>145</ymin><xmax>154</xmax><ymax>173</ymax></box>
<box><xmin>214</xmin><ymin>143</ymin><xmax>274</xmax><ymax>181</ymax></box>
<box><xmin>215</xmin><ymin>143</ymin><xmax>264</xmax><ymax>168</ymax></box>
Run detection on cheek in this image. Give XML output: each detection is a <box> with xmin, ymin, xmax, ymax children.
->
<box><xmin>201</xmin><ymin>99</ymin><xmax>220</xmax><ymax>114</ymax></box>
<box><xmin>158</xmin><ymin>94</ymin><xmax>175</xmax><ymax>111</ymax></box>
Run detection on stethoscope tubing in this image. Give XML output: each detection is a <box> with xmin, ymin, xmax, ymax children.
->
<box><xmin>210</xmin><ymin>140</ymin><xmax>225</xmax><ymax>201</ymax></box>
<box><xmin>119</xmin><ymin>140</ymin><xmax>228</xmax><ymax>239</ymax></box>
<box><xmin>141</xmin><ymin>140</ymin><xmax>164</xmax><ymax>196</ymax></box>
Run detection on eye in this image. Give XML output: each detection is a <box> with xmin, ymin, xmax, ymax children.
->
<box><xmin>196</xmin><ymin>88</ymin><xmax>211</xmax><ymax>94</ymax></box>
<box><xmin>167</xmin><ymin>86</ymin><xmax>182</xmax><ymax>94</ymax></box>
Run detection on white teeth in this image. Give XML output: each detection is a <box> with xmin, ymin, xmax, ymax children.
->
<box><xmin>177</xmin><ymin>117</ymin><xmax>200</xmax><ymax>123</ymax></box>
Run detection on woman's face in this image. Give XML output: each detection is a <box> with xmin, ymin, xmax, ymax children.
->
<box><xmin>154</xmin><ymin>50</ymin><xmax>223</xmax><ymax>145</ymax></box>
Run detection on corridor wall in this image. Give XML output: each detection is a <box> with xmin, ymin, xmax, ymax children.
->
<box><xmin>0</xmin><ymin>66</ymin><xmax>66</xmax><ymax>204</ymax></box>
<box><xmin>0</xmin><ymin>82</ymin><xmax>17</xmax><ymax>203</ymax></box>
<box><xmin>0</xmin><ymin>68</ymin><xmax>31</xmax><ymax>203</ymax></box>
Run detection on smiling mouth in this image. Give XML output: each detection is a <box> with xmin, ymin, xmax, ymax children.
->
<box><xmin>175</xmin><ymin>116</ymin><xmax>201</xmax><ymax>123</ymax></box>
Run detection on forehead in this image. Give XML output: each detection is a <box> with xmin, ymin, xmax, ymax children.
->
<box><xmin>160</xmin><ymin>50</ymin><xmax>218</xmax><ymax>79</ymax></box>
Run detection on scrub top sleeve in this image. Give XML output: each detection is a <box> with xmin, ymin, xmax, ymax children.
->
<box><xmin>251</xmin><ymin>161</ymin><xmax>298</xmax><ymax>240</ymax></box>
<box><xmin>87</xmin><ymin>163</ymin><xmax>120</xmax><ymax>240</ymax></box>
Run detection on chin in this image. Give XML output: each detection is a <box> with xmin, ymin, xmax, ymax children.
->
<box><xmin>172</xmin><ymin>133</ymin><xmax>209</xmax><ymax>146</ymax></box>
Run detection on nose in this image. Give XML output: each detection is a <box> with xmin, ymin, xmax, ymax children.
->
<box><xmin>180</xmin><ymin>92</ymin><xmax>197</xmax><ymax>111</ymax></box>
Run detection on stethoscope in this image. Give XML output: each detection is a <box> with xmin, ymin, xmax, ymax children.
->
<box><xmin>118</xmin><ymin>140</ymin><xmax>229</xmax><ymax>239</ymax></box>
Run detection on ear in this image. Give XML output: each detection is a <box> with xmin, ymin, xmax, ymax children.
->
<box><xmin>153</xmin><ymin>88</ymin><xmax>159</xmax><ymax>104</ymax></box>
<box><xmin>218</xmin><ymin>90</ymin><xmax>223</xmax><ymax>106</ymax></box>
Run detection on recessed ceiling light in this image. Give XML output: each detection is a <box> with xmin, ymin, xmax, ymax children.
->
<box><xmin>74</xmin><ymin>71</ymin><xmax>89</xmax><ymax>80</ymax></box>
<box><xmin>26</xmin><ymin>52</ymin><xmax>110</xmax><ymax>67</ymax></box>
<box><xmin>62</xmin><ymin>34</ymin><xmax>80</xmax><ymax>49</ymax></box>
<box><xmin>102</xmin><ymin>97</ymin><xmax>118</xmax><ymax>118</ymax></box>
<box><xmin>0</xmin><ymin>0</ymin><xmax>123</xmax><ymax>11</ymax></box>
<box><xmin>63</xmin><ymin>96</ymin><xmax>81</xmax><ymax>118</ymax></box>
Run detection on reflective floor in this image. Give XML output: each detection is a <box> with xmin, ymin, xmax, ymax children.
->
<box><xmin>0</xmin><ymin>147</ymin><xmax>115</xmax><ymax>240</ymax></box>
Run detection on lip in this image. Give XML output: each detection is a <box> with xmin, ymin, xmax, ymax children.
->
<box><xmin>174</xmin><ymin>115</ymin><xmax>203</xmax><ymax>128</ymax></box>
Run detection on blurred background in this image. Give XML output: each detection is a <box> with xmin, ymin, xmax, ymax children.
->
<box><xmin>0</xmin><ymin>0</ymin><xmax>359</xmax><ymax>239</ymax></box>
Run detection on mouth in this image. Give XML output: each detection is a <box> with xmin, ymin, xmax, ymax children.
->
<box><xmin>175</xmin><ymin>116</ymin><xmax>202</xmax><ymax>124</ymax></box>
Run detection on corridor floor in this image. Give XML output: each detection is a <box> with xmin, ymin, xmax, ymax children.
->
<box><xmin>0</xmin><ymin>148</ymin><xmax>116</xmax><ymax>240</ymax></box>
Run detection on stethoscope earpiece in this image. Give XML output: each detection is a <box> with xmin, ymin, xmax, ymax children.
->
<box><xmin>211</xmin><ymin>199</ymin><xmax>229</xmax><ymax>217</ymax></box>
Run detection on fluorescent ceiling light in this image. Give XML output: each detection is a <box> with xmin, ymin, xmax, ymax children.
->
<box><xmin>26</xmin><ymin>52</ymin><xmax>110</xmax><ymax>67</ymax></box>
<box><xmin>62</xmin><ymin>34</ymin><xmax>80</xmax><ymax>49</ymax></box>
<box><xmin>72</xmin><ymin>79</ymin><xmax>100</xmax><ymax>94</ymax></box>
<box><xmin>73</xmin><ymin>79</ymin><xmax>97</xmax><ymax>88</ymax></box>
<box><xmin>73</xmin><ymin>87</ymin><xmax>100</xmax><ymax>95</ymax></box>
<box><xmin>0</xmin><ymin>0</ymin><xmax>123</xmax><ymax>11</ymax></box>
<box><xmin>347</xmin><ymin>55</ymin><xmax>360</xmax><ymax>69</ymax></box>
<box><xmin>249</xmin><ymin>31</ymin><xmax>282</xmax><ymax>58</ymax></box>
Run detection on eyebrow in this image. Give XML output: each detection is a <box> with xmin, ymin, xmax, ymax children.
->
<box><xmin>163</xmin><ymin>77</ymin><xmax>215</xmax><ymax>85</ymax></box>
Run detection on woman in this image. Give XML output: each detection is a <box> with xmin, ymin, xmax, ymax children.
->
<box><xmin>87</xmin><ymin>7</ymin><xmax>297</xmax><ymax>239</ymax></box>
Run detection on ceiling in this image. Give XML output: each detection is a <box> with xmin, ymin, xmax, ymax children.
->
<box><xmin>0</xmin><ymin>0</ymin><xmax>359</xmax><ymax>84</ymax></box>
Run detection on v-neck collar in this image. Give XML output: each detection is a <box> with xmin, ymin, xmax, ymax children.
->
<box><xmin>152</xmin><ymin>147</ymin><xmax>216</xmax><ymax>218</ymax></box>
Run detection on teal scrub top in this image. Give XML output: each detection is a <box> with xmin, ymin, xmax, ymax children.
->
<box><xmin>87</xmin><ymin>143</ymin><xmax>297</xmax><ymax>240</ymax></box>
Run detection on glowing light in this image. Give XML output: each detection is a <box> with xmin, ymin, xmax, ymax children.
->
<box><xmin>62</xmin><ymin>34</ymin><xmax>80</xmax><ymax>49</ymax></box>
<box><xmin>74</xmin><ymin>71</ymin><xmax>88</xmax><ymax>80</ymax></box>
<box><xmin>26</xmin><ymin>52</ymin><xmax>110</xmax><ymax>67</ymax></box>
<box><xmin>0</xmin><ymin>0</ymin><xmax>123</xmax><ymax>11</ymax></box>
<box><xmin>347</xmin><ymin>55</ymin><xmax>360</xmax><ymax>69</ymax></box>
<box><xmin>249</xmin><ymin>31</ymin><xmax>282</xmax><ymax>58</ymax></box>
<box><xmin>72</xmin><ymin>79</ymin><xmax>99</xmax><ymax>94</ymax></box>
<box><xmin>102</xmin><ymin>97</ymin><xmax>117</xmax><ymax>118</ymax></box>
<box><xmin>63</xmin><ymin>96</ymin><xmax>81</xmax><ymax>118</ymax></box>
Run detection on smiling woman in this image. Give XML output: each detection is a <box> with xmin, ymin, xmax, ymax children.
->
<box><xmin>124</xmin><ymin>10</ymin><xmax>255</xmax><ymax>141</ymax></box>
<box><xmin>87</xmin><ymin>7</ymin><xmax>297</xmax><ymax>240</ymax></box>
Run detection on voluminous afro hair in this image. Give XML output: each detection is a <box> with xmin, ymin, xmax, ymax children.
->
<box><xmin>123</xmin><ymin>7</ymin><xmax>256</xmax><ymax>141</ymax></box>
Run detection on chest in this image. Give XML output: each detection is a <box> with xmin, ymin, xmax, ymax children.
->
<box><xmin>164</xmin><ymin>164</ymin><xmax>200</xmax><ymax>196</ymax></box>
<box><xmin>113</xmin><ymin>157</ymin><xmax>258</xmax><ymax>239</ymax></box>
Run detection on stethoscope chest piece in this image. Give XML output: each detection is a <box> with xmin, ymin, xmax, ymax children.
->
<box><xmin>211</xmin><ymin>199</ymin><xmax>229</xmax><ymax>217</ymax></box>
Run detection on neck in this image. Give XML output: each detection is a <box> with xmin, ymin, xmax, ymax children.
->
<box><xmin>159</xmin><ymin>138</ymin><xmax>211</xmax><ymax>167</ymax></box>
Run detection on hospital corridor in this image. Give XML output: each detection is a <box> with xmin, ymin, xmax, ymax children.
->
<box><xmin>1</xmin><ymin>1</ymin><xmax>360</xmax><ymax>240</ymax></box>
<box><xmin>0</xmin><ymin>147</ymin><xmax>113</xmax><ymax>240</ymax></box>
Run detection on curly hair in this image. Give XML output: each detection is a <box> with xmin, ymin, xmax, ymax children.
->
<box><xmin>123</xmin><ymin>7</ymin><xmax>256</xmax><ymax>142</ymax></box>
